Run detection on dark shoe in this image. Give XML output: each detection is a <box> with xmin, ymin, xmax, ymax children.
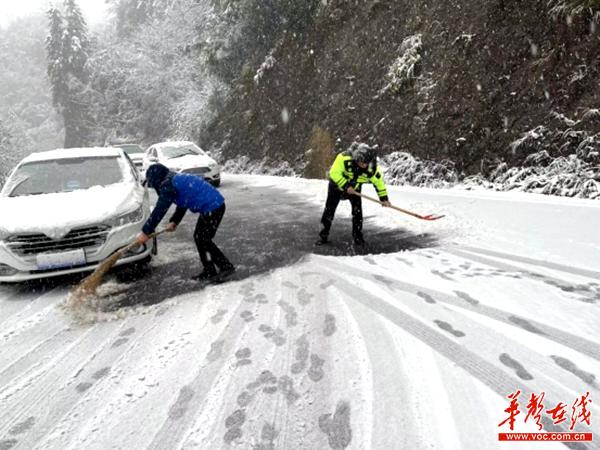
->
<box><xmin>191</xmin><ymin>270</ymin><xmax>218</xmax><ymax>282</ymax></box>
<box><xmin>218</xmin><ymin>265</ymin><xmax>236</xmax><ymax>280</ymax></box>
<box><xmin>353</xmin><ymin>235</ymin><xmax>366</xmax><ymax>246</ymax></box>
<box><xmin>315</xmin><ymin>237</ymin><xmax>328</xmax><ymax>246</ymax></box>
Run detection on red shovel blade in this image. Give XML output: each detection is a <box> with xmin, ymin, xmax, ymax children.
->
<box><xmin>421</xmin><ymin>214</ymin><xmax>445</xmax><ymax>221</ymax></box>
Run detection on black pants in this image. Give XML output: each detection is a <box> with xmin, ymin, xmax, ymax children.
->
<box><xmin>194</xmin><ymin>204</ymin><xmax>232</xmax><ymax>273</ymax></box>
<box><xmin>319</xmin><ymin>181</ymin><xmax>363</xmax><ymax>239</ymax></box>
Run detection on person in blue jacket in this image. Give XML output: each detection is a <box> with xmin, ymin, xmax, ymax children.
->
<box><xmin>137</xmin><ymin>163</ymin><xmax>235</xmax><ymax>282</ymax></box>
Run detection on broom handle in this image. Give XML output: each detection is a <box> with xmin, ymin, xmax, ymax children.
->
<box><xmin>351</xmin><ymin>191</ymin><xmax>427</xmax><ymax>220</ymax></box>
<box><xmin>119</xmin><ymin>229</ymin><xmax>167</xmax><ymax>255</ymax></box>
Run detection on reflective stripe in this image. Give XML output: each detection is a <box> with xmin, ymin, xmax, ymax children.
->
<box><xmin>328</xmin><ymin>152</ymin><xmax>388</xmax><ymax>198</ymax></box>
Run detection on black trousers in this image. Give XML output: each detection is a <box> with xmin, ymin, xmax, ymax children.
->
<box><xmin>319</xmin><ymin>181</ymin><xmax>363</xmax><ymax>239</ymax></box>
<box><xmin>194</xmin><ymin>204</ymin><xmax>232</xmax><ymax>273</ymax></box>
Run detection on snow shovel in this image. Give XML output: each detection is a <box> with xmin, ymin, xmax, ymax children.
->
<box><xmin>352</xmin><ymin>192</ymin><xmax>445</xmax><ymax>221</ymax></box>
<box><xmin>71</xmin><ymin>229</ymin><xmax>166</xmax><ymax>299</ymax></box>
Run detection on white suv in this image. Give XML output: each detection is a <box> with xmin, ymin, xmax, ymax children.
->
<box><xmin>143</xmin><ymin>141</ymin><xmax>221</xmax><ymax>186</ymax></box>
<box><xmin>0</xmin><ymin>147</ymin><xmax>154</xmax><ymax>282</ymax></box>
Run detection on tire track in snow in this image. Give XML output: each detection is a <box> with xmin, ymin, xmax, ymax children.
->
<box><xmin>329</xmin><ymin>274</ymin><xmax>599</xmax><ymax>450</ymax></box>
<box><xmin>0</xmin><ymin>288</ymin><xmax>68</xmax><ymax>351</ymax></box>
<box><xmin>147</xmin><ymin>290</ymin><xmax>251</xmax><ymax>449</ymax></box>
<box><xmin>30</xmin><ymin>293</ymin><xmax>230</xmax><ymax>449</ymax></box>
<box><xmin>327</xmin><ymin>258</ymin><xmax>600</xmax><ymax>362</ymax></box>
<box><xmin>457</xmin><ymin>245</ymin><xmax>600</xmax><ymax>280</ymax></box>
<box><xmin>446</xmin><ymin>248</ymin><xmax>600</xmax><ymax>304</ymax></box>
<box><xmin>0</xmin><ymin>285</ymin><xmax>58</xmax><ymax>324</ymax></box>
<box><xmin>1</xmin><ymin>303</ymin><xmax>183</xmax><ymax>449</ymax></box>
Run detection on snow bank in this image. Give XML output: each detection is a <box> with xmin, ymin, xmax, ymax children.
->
<box><xmin>379</xmin><ymin>152</ymin><xmax>458</xmax><ymax>188</ymax></box>
<box><xmin>223</xmin><ymin>155</ymin><xmax>299</xmax><ymax>177</ymax></box>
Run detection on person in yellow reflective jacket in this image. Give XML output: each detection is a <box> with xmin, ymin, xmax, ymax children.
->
<box><xmin>316</xmin><ymin>143</ymin><xmax>391</xmax><ymax>246</ymax></box>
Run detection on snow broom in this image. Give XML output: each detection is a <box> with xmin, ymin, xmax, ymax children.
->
<box><xmin>71</xmin><ymin>229</ymin><xmax>166</xmax><ymax>300</ymax></box>
<box><xmin>352</xmin><ymin>192</ymin><xmax>445</xmax><ymax>221</ymax></box>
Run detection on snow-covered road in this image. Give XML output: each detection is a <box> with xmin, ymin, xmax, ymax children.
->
<box><xmin>1</xmin><ymin>174</ymin><xmax>599</xmax><ymax>449</ymax></box>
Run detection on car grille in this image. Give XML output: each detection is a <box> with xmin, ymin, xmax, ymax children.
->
<box><xmin>182</xmin><ymin>167</ymin><xmax>210</xmax><ymax>175</ymax></box>
<box><xmin>6</xmin><ymin>225</ymin><xmax>110</xmax><ymax>260</ymax></box>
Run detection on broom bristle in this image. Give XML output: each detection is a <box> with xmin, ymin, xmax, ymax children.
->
<box><xmin>71</xmin><ymin>249</ymin><xmax>126</xmax><ymax>300</ymax></box>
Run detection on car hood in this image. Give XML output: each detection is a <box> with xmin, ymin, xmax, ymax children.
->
<box><xmin>163</xmin><ymin>154</ymin><xmax>215</xmax><ymax>171</ymax></box>
<box><xmin>0</xmin><ymin>183</ymin><xmax>144</xmax><ymax>239</ymax></box>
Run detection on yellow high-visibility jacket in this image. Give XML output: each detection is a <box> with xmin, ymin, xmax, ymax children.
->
<box><xmin>329</xmin><ymin>151</ymin><xmax>388</xmax><ymax>201</ymax></box>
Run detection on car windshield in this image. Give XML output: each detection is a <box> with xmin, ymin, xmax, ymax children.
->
<box><xmin>117</xmin><ymin>144</ymin><xmax>144</xmax><ymax>155</ymax></box>
<box><xmin>6</xmin><ymin>156</ymin><xmax>124</xmax><ymax>197</ymax></box>
<box><xmin>161</xmin><ymin>146</ymin><xmax>203</xmax><ymax>159</ymax></box>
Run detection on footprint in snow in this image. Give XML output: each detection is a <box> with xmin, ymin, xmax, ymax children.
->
<box><xmin>75</xmin><ymin>382</ymin><xmax>93</xmax><ymax>393</ymax></box>
<box><xmin>0</xmin><ymin>439</ymin><xmax>18</xmax><ymax>450</ymax></box>
<box><xmin>255</xmin><ymin>422</ymin><xmax>278</xmax><ymax>450</ymax></box>
<box><xmin>119</xmin><ymin>327</ymin><xmax>136</xmax><ymax>337</ymax></box>
<box><xmin>417</xmin><ymin>292</ymin><xmax>436</xmax><ymax>304</ymax></box>
<box><xmin>111</xmin><ymin>338</ymin><xmax>129</xmax><ymax>348</ymax></box>
<box><xmin>235</xmin><ymin>347</ymin><xmax>252</xmax><ymax>367</ymax></box>
<box><xmin>324</xmin><ymin>314</ymin><xmax>337</xmax><ymax>336</ymax></box>
<box><xmin>206</xmin><ymin>340</ymin><xmax>225</xmax><ymax>362</ymax></box>
<box><xmin>363</xmin><ymin>256</ymin><xmax>377</xmax><ymax>266</ymax></box>
<box><xmin>168</xmin><ymin>385</ymin><xmax>195</xmax><ymax>420</ymax></box>
<box><xmin>434</xmin><ymin>320</ymin><xmax>465</xmax><ymax>338</ymax></box>
<box><xmin>259</xmin><ymin>325</ymin><xmax>286</xmax><ymax>346</ymax></box>
<box><xmin>454</xmin><ymin>291</ymin><xmax>479</xmax><ymax>306</ymax></box>
<box><xmin>9</xmin><ymin>417</ymin><xmax>35</xmax><ymax>435</ymax></box>
<box><xmin>508</xmin><ymin>316</ymin><xmax>544</xmax><ymax>335</ymax></box>
<box><xmin>240</xmin><ymin>310</ymin><xmax>255</xmax><ymax>322</ymax></box>
<box><xmin>499</xmin><ymin>353</ymin><xmax>533</xmax><ymax>380</ymax></box>
<box><xmin>551</xmin><ymin>355</ymin><xmax>596</xmax><ymax>386</ymax></box>
<box><xmin>431</xmin><ymin>269</ymin><xmax>453</xmax><ymax>281</ymax></box>
<box><xmin>223</xmin><ymin>409</ymin><xmax>246</xmax><ymax>444</ymax></box>
<box><xmin>297</xmin><ymin>288</ymin><xmax>313</xmax><ymax>306</ymax></box>
<box><xmin>319</xmin><ymin>401</ymin><xmax>353</xmax><ymax>450</ymax></box>
<box><xmin>320</xmin><ymin>280</ymin><xmax>336</xmax><ymax>290</ymax></box>
<box><xmin>308</xmin><ymin>354</ymin><xmax>325</xmax><ymax>382</ymax></box>
<box><xmin>277</xmin><ymin>301</ymin><xmax>298</xmax><ymax>327</ymax></box>
<box><xmin>291</xmin><ymin>335</ymin><xmax>310</xmax><ymax>374</ymax></box>
<box><xmin>210</xmin><ymin>309</ymin><xmax>228</xmax><ymax>324</ymax></box>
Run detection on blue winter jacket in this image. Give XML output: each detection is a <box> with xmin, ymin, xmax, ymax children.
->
<box><xmin>142</xmin><ymin>165</ymin><xmax>224</xmax><ymax>234</ymax></box>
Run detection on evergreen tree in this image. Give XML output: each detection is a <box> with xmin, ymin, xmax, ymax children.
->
<box><xmin>62</xmin><ymin>0</ymin><xmax>90</xmax><ymax>79</ymax></box>
<box><xmin>107</xmin><ymin>0</ymin><xmax>175</xmax><ymax>37</ymax></box>
<box><xmin>46</xmin><ymin>7</ymin><xmax>66</xmax><ymax>108</ymax></box>
<box><xmin>45</xmin><ymin>0</ymin><xmax>93</xmax><ymax>148</ymax></box>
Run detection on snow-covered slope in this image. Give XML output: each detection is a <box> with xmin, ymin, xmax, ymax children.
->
<box><xmin>0</xmin><ymin>174</ymin><xmax>598</xmax><ymax>449</ymax></box>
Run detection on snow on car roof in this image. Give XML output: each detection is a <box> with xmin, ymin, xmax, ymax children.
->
<box><xmin>22</xmin><ymin>147</ymin><xmax>124</xmax><ymax>163</ymax></box>
<box><xmin>153</xmin><ymin>141</ymin><xmax>196</xmax><ymax>149</ymax></box>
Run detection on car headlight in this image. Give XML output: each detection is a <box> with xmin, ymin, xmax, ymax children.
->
<box><xmin>107</xmin><ymin>205</ymin><xmax>145</xmax><ymax>228</ymax></box>
<box><xmin>208</xmin><ymin>162</ymin><xmax>218</xmax><ymax>170</ymax></box>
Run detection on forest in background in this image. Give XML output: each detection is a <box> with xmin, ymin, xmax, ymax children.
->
<box><xmin>0</xmin><ymin>0</ymin><xmax>598</xmax><ymax>196</ymax></box>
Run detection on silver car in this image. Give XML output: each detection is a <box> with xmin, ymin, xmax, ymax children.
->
<box><xmin>0</xmin><ymin>147</ymin><xmax>154</xmax><ymax>282</ymax></box>
<box><xmin>111</xmin><ymin>143</ymin><xmax>145</xmax><ymax>173</ymax></box>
